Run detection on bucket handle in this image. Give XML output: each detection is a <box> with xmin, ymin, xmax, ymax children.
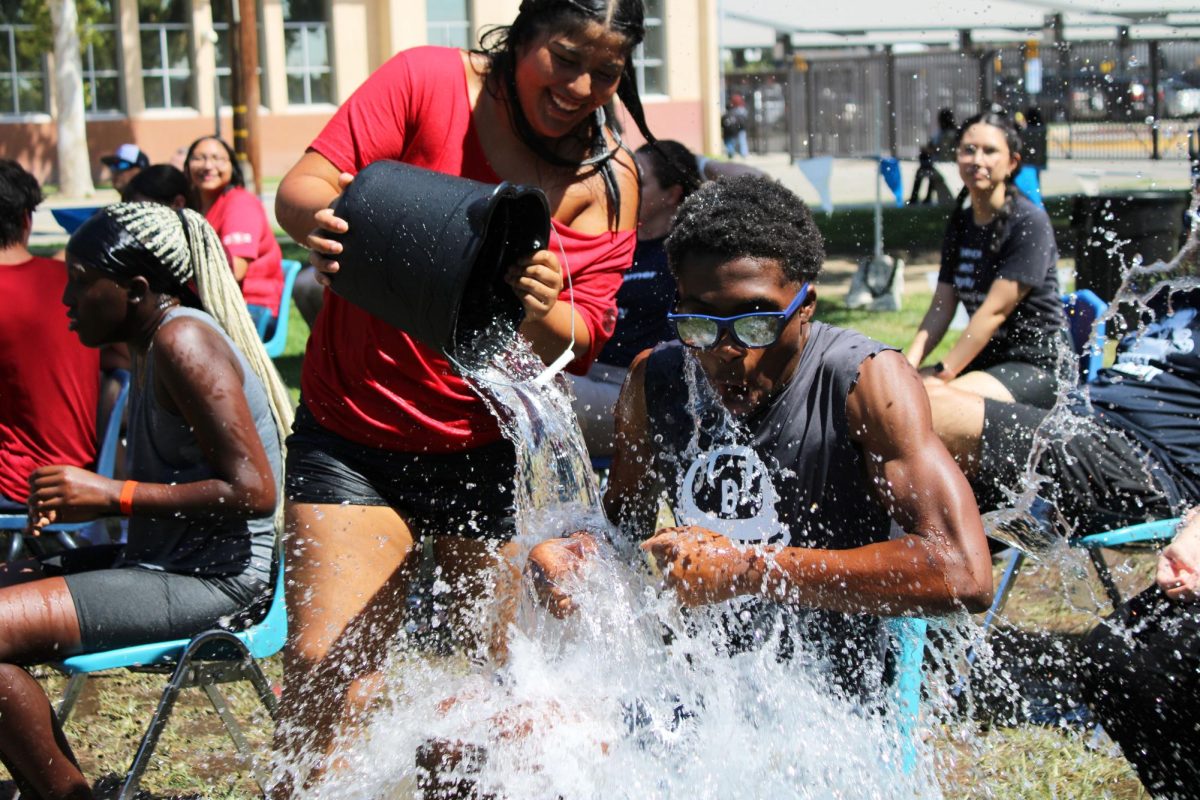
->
<box><xmin>532</xmin><ymin>230</ymin><xmax>576</xmax><ymax>387</ymax></box>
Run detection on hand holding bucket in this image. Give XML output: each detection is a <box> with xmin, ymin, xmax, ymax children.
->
<box><xmin>321</xmin><ymin>160</ymin><xmax>553</xmax><ymax>372</ymax></box>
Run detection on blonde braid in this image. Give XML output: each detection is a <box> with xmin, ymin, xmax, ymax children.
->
<box><xmin>106</xmin><ymin>203</ymin><xmax>294</xmax><ymax>516</ymax></box>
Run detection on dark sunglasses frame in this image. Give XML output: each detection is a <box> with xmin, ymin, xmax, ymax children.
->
<box><xmin>668</xmin><ymin>282</ymin><xmax>811</xmax><ymax>350</ymax></box>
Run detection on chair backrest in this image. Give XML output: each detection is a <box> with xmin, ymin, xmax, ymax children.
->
<box><xmin>242</xmin><ymin>544</ymin><xmax>288</xmax><ymax>659</ymax></box>
<box><xmin>1061</xmin><ymin>290</ymin><xmax>1107</xmax><ymax>383</ymax></box>
<box><xmin>263</xmin><ymin>259</ymin><xmax>303</xmax><ymax>358</ymax></box>
<box><xmin>96</xmin><ymin>369</ymin><xmax>132</xmax><ymax>479</ymax></box>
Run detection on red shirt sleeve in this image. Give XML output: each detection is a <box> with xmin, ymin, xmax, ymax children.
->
<box><xmin>554</xmin><ymin>226</ymin><xmax>637</xmax><ymax>375</ymax></box>
<box><xmin>309</xmin><ymin>49</ymin><xmax>416</xmax><ymax>175</ymax></box>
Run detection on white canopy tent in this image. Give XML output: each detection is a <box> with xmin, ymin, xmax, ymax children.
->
<box><xmin>721</xmin><ymin>1</ymin><xmax>1200</xmax><ymax>50</ymax></box>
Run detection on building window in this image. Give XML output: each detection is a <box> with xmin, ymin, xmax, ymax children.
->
<box><xmin>426</xmin><ymin>0</ymin><xmax>470</xmax><ymax>49</ymax></box>
<box><xmin>212</xmin><ymin>0</ymin><xmax>266</xmax><ymax>107</ymax></box>
<box><xmin>0</xmin><ymin>1</ymin><xmax>47</xmax><ymax>115</ymax></box>
<box><xmin>632</xmin><ymin>0</ymin><xmax>664</xmax><ymax>95</ymax></box>
<box><xmin>139</xmin><ymin>0</ymin><xmax>194</xmax><ymax>109</ymax></box>
<box><xmin>83</xmin><ymin>0</ymin><xmax>121</xmax><ymax>113</ymax></box>
<box><xmin>283</xmin><ymin>0</ymin><xmax>331</xmax><ymax>105</ymax></box>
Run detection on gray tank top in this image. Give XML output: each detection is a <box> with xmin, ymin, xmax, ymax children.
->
<box><xmin>645</xmin><ymin>322</ymin><xmax>894</xmax><ymax>550</ymax></box>
<box><xmin>121</xmin><ymin>306</ymin><xmax>280</xmax><ymax>582</ymax></box>
<box><xmin>644</xmin><ymin>324</ymin><xmax>896</xmax><ymax>697</ymax></box>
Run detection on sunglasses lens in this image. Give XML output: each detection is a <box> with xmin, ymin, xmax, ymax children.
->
<box><xmin>732</xmin><ymin>315</ymin><xmax>780</xmax><ymax>348</ymax></box>
<box><xmin>673</xmin><ymin>317</ymin><xmax>718</xmax><ymax>348</ymax></box>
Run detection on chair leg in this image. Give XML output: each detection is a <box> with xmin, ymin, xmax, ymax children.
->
<box><xmin>6</xmin><ymin>531</ymin><xmax>24</xmax><ymax>562</ymax></box>
<box><xmin>241</xmin><ymin>657</ymin><xmax>281</xmax><ymax>721</ymax></box>
<box><xmin>1085</xmin><ymin>548</ymin><xmax>1126</xmax><ymax>610</ymax></box>
<box><xmin>201</xmin><ymin>683</ymin><xmax>272</xmax><ymax>792</ymax></box>
<box><xmin>116</xmin><ymin>655</ymin><xmax>192</xmax><ymax>800</ymax></box>
<box><xmin>980</xmin><ymin>549</ymin><xmax>1025</xmax><ymax>635</ymax></box>
<box><xmin>56</xmin><ymin>674</ymin><xmax>89</xmax><ymax>724</ymax></box>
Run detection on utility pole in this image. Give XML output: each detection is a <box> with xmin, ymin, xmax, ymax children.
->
<box><xmin>228</xmin><ymin>0</ymin><xmax>263</xmax><ymax>195</ymax></box>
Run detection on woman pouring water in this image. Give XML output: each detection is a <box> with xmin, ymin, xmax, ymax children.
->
<box><xmin>272</xmin><ymin>0</ymin><xmax>654</xmax><ymax>791</ymax></box>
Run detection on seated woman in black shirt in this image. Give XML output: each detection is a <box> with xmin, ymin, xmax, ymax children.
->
<box><xmin>904</xmin><ymin>111</ymin><xmax>1067</xmax><ymax>408</ymax></box>
<box><xmin>570</xmin><ymin>140</ymin><xmax>702</xmax><ymax>457</ymax></box>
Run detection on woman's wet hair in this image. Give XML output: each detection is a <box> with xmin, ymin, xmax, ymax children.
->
<box><xmin>637</xmin><ymin>140</ymin><xmax>702</xmax><ymax>202</ymax></box>
<box><xmin>476</xmin><ymin>0</ymin><xmax>655</xmax><ymax>221</ymax></box>
<box><xmin>67</xmin><ymin>203</ymin><xmax>294</xmax><ymax>446</ymax></box>
<box><xmin>183</xmin><ymin>136</ymin><xmax>245</xmax><ymax>207</ymax></box>
<box><xmin>122</xmin><ymin>164</ymin><xmax>189</xmax><ymax>205</ymax></box>
<box><xmin>666</xmin><ymin>175</ymin><xmax>825</xmax><ymax>286</ymax></box>
<box><xmin>951</xmin><ymin>110</ymin><xmax>1024</xmax><ymax>255</ymax></box>
<box><xmin>0</xmin><ymin>159</ymin><xmax>43</xmax><ymax>248</ymax></box>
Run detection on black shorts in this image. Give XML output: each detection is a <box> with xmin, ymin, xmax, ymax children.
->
<box><xmin>285</xmin><ymin>404</ymin><xmax>516</xmax><ymax>540</ymax></box>
<box><xmin>979</xmin><ymin>399</ymin><xmax>1179</xmax><ymax>535</ymax></box>
<box><xmin>41</xmin><ymin>545</ymin><xmax>268</xmax><ymax>653</ymax></box>
<box><xmin>975</xmin><ymin>361</ymin><xmax>1059</xmax><ymax>408</ymax></box>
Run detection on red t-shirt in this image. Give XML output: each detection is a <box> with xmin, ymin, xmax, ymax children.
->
<box><xmin>0</xmin><ymin>257</ymin><xmax>99</xmax><ymax>502</ymax></box>
<box><xmin>206</xmin><ymin>186</ymin><xmax>285</xmax><ymax>316</ymax></box>
<box><xmin>304</xmin><ymin>46</ymin><xmax>636</xmax><ymax>452</ymax></box>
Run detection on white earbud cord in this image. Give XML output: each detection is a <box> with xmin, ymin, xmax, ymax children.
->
<box><xmin>532</xmin><ymin>226</ymin><xmax>576</xmax><ymax>387</ymax></box>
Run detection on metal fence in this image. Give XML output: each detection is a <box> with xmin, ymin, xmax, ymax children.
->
<box><xmin>725</xmin><ymin>38</ymin><xmax>1200</xmax><ymax>161</ymax></box>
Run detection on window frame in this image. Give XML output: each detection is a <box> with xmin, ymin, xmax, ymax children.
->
<box><xmin>139</xmin><ymin>18</ymin><xmax>194</xmax><ymax>110</ymax></box>
<box><xmin>632</xmin><ymin>0</ymin><xmax>665</xmax><ymax>97</ymax></box>
<box><xmin>0</xmin><ymin>22</ymin><xmax>49</xmax><ymax>116</ymax></box>
<box><xmin>282</xmin><ymin>19</ymin><xmax>332</xmax><ymax>106</ymax></box>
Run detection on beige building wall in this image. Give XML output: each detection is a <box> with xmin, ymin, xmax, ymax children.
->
<box><xmin>3</xmin><ymin>0</ymin><xmax>716</xmax><ymax>183</ymax></box>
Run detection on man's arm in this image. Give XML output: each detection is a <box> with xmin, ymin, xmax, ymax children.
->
<box><xmin>775</xmin><ymin>350</ymin><xmax>992</xmax><ymax>613</ymax></box>
<box><xmin>644</xmin><ymin>351</ymin><xmax>993</xmax><ymax>615</ymax></box>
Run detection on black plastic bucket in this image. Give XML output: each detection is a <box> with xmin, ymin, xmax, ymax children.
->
<box><xmin>326</xmin><ymin>160</ymin><xmax>550</xmax><ymax>366</ymax></box>
<box><xmin>1071</xmin><ymin>191</ymin><xmax>1189</xmax><ymax>302</ymax></box>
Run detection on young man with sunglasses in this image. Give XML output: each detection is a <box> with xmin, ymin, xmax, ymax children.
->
<box><xmin>530</xmin><ymin>176</ymin><xmax>991</xmax><ymax>695</ymax></box>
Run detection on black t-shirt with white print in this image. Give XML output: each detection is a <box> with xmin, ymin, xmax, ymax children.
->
<box><xmin>936</xmin><ymin>191</ymin><xmax>1065</xmax><ymax>372</ymax></box>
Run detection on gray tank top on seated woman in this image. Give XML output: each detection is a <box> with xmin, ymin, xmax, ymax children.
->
<box><xmin>120</xmin><ymin>306</ymin><xmax>280</xmax><ymax>583</ymax></box>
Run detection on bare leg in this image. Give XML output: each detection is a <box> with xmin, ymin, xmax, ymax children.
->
<box><xmin>924</xmin><ymin>381</ymin><xmax>987</xmax><ymax>477</ymax></box>
<box><xmin>0</xmin><ymin>664</ymin><xmax>90</xmax><ymax>799</ymax></box>
<box><xmin>0</xmin><ymin>577</ymin><xmax>90</xmax><ymax>798</ymax></box>
<box><xmin>271</xmin><ymin>502</ymin><xmax>417</xmax><ymax>798</ymax></box>
<box><xmin>432</xmin><ymin>537</ymin><xmax>523</xmax><ymax>664</ymax></box>
<box><xmin>945</xmin><ymin>369</ymin><xmax>1016</xmax><ymax>403</ymax></box>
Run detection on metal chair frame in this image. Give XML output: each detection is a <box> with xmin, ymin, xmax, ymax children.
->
<box><xmin>50</xmin><ymin>550</ymin><xmax>286</xmax><ymax>799</ymax></box>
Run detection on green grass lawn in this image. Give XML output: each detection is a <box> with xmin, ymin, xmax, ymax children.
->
<box><xmin>18</xmin><ymin>253</ymin><xmax>1149</xmax><ymax>798</ymax></box>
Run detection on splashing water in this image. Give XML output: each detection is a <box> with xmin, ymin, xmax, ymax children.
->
<box><xmin>294</xmin><ymin>332</ymin><xmax>961</xmax><ymax>799</ymax></box>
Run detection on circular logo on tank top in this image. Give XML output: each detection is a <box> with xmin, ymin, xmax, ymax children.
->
<box><xmin>676</xmin><ymin>445</ymin><xmax>788</xmax><ymax>545</ymax></box>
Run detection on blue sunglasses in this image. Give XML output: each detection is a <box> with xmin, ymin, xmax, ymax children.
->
<box><xmin>668</xmin><ymin>282</ymin><xmax>811</xmax><ymax>350</ymax></box>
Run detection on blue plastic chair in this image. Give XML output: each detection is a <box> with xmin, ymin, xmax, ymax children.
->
<box><xmin>51</xmin><ymin>206</ymin><xmax>103</xmax><ymax>235</ymax></box>
<box><xmin>981</xmin><ymin>516</ymin><xmax>1180</xmax><ymax>637</ymax></box>
<box><xmin>1062</xmin><ymin>289</ymin><xmax>1108</xmax><ymax>384</ymax></box>
<box><xmin>0</xmin><ymin>369</ymin><xmax>131</xmax><ymax>558</ymax></box>
<box><xmin>887</xmin><ymin>616</ymin><xmax>927</xmax><ymax>774</ymax></box>
<box><xmin>262</xmin><ymin>258</ymin><xmax>303</xmax><ymax>358</ymax></box>
<box><xmin>53</xmin><ymin>547</ymin><xmax>286</xmax><ymax>798</ymax></box>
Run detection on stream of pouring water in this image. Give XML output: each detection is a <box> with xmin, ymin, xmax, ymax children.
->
<box><xmin>303</xmin><ymin>335</ymin><xmax>947</xmax><ymax>799</ymax></box>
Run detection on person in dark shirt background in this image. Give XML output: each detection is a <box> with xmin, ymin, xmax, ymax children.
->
<box><xmin>570</xmin><ymin>140</ymin><xmax>701</xmax><ymax>458</ymax></box>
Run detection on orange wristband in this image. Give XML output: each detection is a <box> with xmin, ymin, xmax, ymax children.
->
<box><xmin>119</xmin><ymin>480</ymin><xmax>138</xmax><ymax>516</ymax></box>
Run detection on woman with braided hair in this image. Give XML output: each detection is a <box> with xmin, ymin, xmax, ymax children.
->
<box><xmin>272</xmin><ymin>0</ymin><xmax>654</xmax><ymax>790</ymax></box>
<box><xmin>904</xmin><ymin>110</ymin><xmax>1067</xmax><ymax>409</ymax></box>
<box><xmin>0</xmin><ymin>202</ymin><xmax>290</xmax><ymax>799</ymax></box>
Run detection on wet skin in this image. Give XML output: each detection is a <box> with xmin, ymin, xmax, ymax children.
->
<box><xmin>269</xmin><ymin>15</ymin><xmax>641</xmax><ymax>796</ymax></box>
<box><xmin>533</xmin><ymin>255</ymin><xmax>993</xmax><ymax>617</ymax></box>
<box><xmin>0</xmin><ymin>255</ymin><xmax>277</xmax><ymax>799</ymax></box>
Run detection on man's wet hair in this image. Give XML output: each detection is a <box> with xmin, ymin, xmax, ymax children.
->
<box><xmin>665</xmin><ymin>175</ymin><xmax>824</xmax><ymax>285</ymax></box>
<box><xmin>0</xmin><ymin>159</ymin><xmax>44</xmax><ymax>248</ymax></box>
